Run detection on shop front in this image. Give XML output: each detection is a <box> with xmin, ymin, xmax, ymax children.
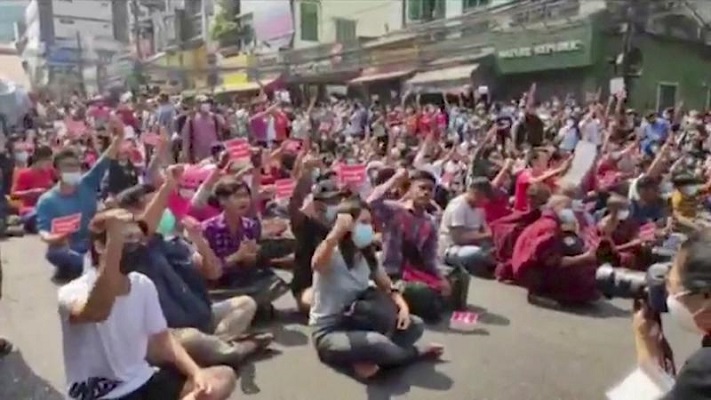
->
<box><xmin>348</xmin><ymin>37</ymin><xmax>420</xmax><ymax>102</ymax></box>
<box><xmin>492</xmin><ymin>21</ymin><xmax>606</xmax><ymax>101</ymax></box>
<box><xmin>405</xmin><ymin>50</ymin><xmax>495</xmax><ymax>95</ymax></box>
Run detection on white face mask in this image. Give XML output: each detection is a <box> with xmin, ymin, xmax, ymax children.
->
<box><xmin>682</xmin><ymin>185</ymin><xmax>699</xmax><ymax>197</ymax></box>
<box><xmin>666</xmin><ymin>294</ymin><xmax>703</xmax><ymax>334</ymax></box>
<box><xmin>61</xmin><ymin>171</ymin><xmax>82</xmax><ymax>185</ymax></box>
<box><xmin>617</xmin><ymin>209</ymin><xmax>630</xmax><ymax>220</ymax></box>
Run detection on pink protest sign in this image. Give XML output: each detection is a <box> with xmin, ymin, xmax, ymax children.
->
<box><xmin>64</xmin><ymin>118</ymin><xmax>88</xmax><ymax>137</ymax></box>
<box><xmin>142</xmin><ymin>132</ymin><xmax>160</xmax><ymax>146</ymax></box>
<box><xmin>224</xmin><ymin>138</ymin><xmax>250</xmax><ymax>160</ymax></box>
<box><xmin>338</xmin><ymin>164</ymin><xmax>367</xmax><ymax>186</ymax></box>
<box><xmin>274</xmin><ymin>178</ymin><xmax>296</xmax><ymax>200</ymax></box>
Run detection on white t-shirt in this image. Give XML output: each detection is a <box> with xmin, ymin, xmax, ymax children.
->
<box><xmin>579</xmin><ymin>118</ymin><xmax>602</xmax><ymax>146</ymax></box>
<box><xmin>58</xmin><ymin>271</ymin><xmax>168</xmax><ymax>399</ymax></box>
<box><xmin>438</xmin><ymin>194</ymin><xmax>486</xmax><ymax>258</ymax></box>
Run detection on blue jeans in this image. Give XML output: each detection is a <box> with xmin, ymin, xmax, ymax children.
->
<box><xmin>21</xmin><ymin>209</ymin><xmax>37</xmax><ymax>233</ymax></box>
<box><xmin>46</xmin><ymin>242</ymin><xmax>88</xmax><ymax>279</ymax></box>
<box><xmin>444</xmin><ymin>243</ymin><xmax>494</xmax><ymax>275</ymax></box>
<box><xmin>313</xmin><ymin>316</ymin><xmax>425</xmax><ymax>369</ymax></box>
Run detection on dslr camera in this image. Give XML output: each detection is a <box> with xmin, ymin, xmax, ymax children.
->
<box><xmin>595</xmin><ymin>262</ymin><xmax>672</xmax><ymax>313</ymax></box>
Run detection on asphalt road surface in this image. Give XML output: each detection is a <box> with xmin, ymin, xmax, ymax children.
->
<box><xmin>0</xmin><ymin>237</ymin><xmax>701</xmax><ymax>400</ymax></box>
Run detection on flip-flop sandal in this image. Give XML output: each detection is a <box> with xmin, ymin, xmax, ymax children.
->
<box><xmin>0</xmin><ymin>338</ymin><xmax>13</xmax><ymax>357</ymax></box>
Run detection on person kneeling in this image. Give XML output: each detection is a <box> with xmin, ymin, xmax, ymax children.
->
<box><xmin>310</xmin><ymin>199</ymin><xmax>443</xmax><ymax>380</ymax></box>
<box><xmin>58</xmin><ymin>209</ymin><xmax>236</xmax><ymax>400</ymax></box>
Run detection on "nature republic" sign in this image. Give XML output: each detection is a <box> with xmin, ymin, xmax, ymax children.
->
<box><xmin>497</xmin><ymin>40</ymin><xmax>583</xmax><ymax>59</ymax></box>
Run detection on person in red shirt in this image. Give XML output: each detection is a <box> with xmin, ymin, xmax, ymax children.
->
<box><xmin>11</xmin><ymin>145</ymin><xmax>56</xmax><ymax>232</ymax></box>
<box><xmin>272</xmin><ymin>106</ymin><xmax>290</xmax><ymax>143</ymax></box>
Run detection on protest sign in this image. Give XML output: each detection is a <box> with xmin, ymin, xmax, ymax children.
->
<box><xmin>338</xmin><ymin>164</ymin><xmax>367</xmax><ymax>186</ymax></box>
<box><xmin>142</xmin><ymin>132</ymin><xmax>160</xmax><ymax>146</ymax></box>
<box><xmin>560</xmin><ymin>141</ymin><xmax>598</xmax><ymax>186</ymax></box>
<box><xmin>51</xmin><ymin>213</ymin><xmax>81</xmax><ymax>235</ymax></box>
<box><xmin>224</xmin><ymin>138</ymin><xmax>250</xmax><ymax>160</ymax></box>
<box><xmin>449</xmin><ymin>311</ymin><xmax>480</xmax><ymax>332</ymax></box>
<box><xmin>274</xmin><ymin>178</ymin><xmax>296</xmax><ymax>200</ymax></box>
<box><xmin>639</xmin><ymin>223</ymin><xmax>657</xmax><ymax>242</ymax></box>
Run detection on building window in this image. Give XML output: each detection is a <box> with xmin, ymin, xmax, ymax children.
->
<box><xmin>656</xmin><ymin>82</ymin><xmax>678</xmax><ymax>112</ymax></box>
<box><xmin>300</xmin><ymin>1</ymin><xmax>319</xmax><ymax>41</ymax></box>
<box><xmin>408</xmin><ymin>0</ymin><xmax>446</xmax><ymax>22</ymax></box>
<box><xmin>334</xmin><ymin>18</ymin><xmax>356</xmax><ymax>43</ymax></box>
<box><xmin>463</xmin><ymin>0</ymin><xmax>490</xmax><ymax>10</ymax></box>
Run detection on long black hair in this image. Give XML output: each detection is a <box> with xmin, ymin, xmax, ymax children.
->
<box><xmin>335</xmin><ymin>197</ymin><xmax>378</xmax><ymax>272</ymax></box>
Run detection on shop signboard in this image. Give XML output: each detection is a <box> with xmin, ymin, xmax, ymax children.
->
<box><xmin>287</xmin><ymin>42</ymin><xmax>360</xmax><ymax>78</ymax></box>
<box><xmin>495</xmin><ymin>24</ymin><xmax>595</xmax><ymax>74</ymax></box>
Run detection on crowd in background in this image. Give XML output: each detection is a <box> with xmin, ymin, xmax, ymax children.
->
<box><xmin>1</xmin><ymin>80</ymin><xmax>710</xmax><ymax>398</ymax></box>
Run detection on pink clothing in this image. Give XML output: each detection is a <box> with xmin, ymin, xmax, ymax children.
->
<box><xmin>182</xmin><ymin>113</ymin><xmax>219</xmax><ymax>162</ymax></box>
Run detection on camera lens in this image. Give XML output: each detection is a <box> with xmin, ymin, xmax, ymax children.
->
<box><xmin>595</xmin><ymin>264</ymin><xmax>647</xmax><ymax>299</ymax></box>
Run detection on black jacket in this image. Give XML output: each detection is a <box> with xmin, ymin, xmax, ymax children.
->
<box><xmin>662</xmin><ymin>335</ymin><xmax>711</xmax><ymax>400</ymax></box>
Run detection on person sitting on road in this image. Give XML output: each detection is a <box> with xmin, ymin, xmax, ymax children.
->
<box><xmin>310</xmin><ymin>198</ymin><xmax>443</xmax><ymax>380</ymax></box>
<box><xmin>10</xmin><ymin>145</ymin><xmax>56</xmax><ymax>233</ymax></box>
<box><xmin>492</xmin><ymin>183</ymin><xmax>552</xmax><ymax>282</ymax></box>
<box><xmin>289</xmin><ymin>156</ymin><xmax>343</xmax><ymax>314</ymax></box>
<box><xmin>202</xmin><ymin>175</ymin><xmax>288</xmax><ymax>318</ymax></box>
<box><xmin>113</xmin><ymin>173</ymin><xmax>272</xmax><ymax>368</ymax></box>
<box><xmin>37</xmin><ymin>119</ymin><xmax>122</xmax><ymax>282</ymax></box>
<box><xmin>511</xmin><ymin>194</ymin><xmax>600</xmax><ymax>308</ymax></box>
<box><xmin>59</xmin><ymin>208</ymin><xmax>236</xmax><ymax>400</ymax></box>
<box><xmin>439</xmin><ymin>176</ymin><xmax>495</xmax><ymax>277</ymax></box>
<box><xmin>369</xmin><ymin>168</ymin><xmax>468</xmax><ymax>322</ymax></box>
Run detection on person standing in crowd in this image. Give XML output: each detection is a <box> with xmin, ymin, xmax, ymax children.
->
<box><xmin>58</xmin><ymin>208</ymin><xmax>236</xmax><ymax>400</ymax></box>
<box><xmin>155</xmin><ymin>93</ymin><xmax>176</xmax><ymax>132</ymax></box>
<box><xmin>37</xmin><ymin>118</ymin><xmax>123</xmax><ymax>281</ymax></box>
<box><xmin>181</xmin><ymin>96</ymin><xmax>223</xmax><ymax>163</ymax></box>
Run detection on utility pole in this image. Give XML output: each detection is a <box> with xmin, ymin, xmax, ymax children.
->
<box><xmin>131</xmin><ymin>0</ymin><xmax>143</xmax><ymax>60</ymax></box>
<box><xmin>76</xmin><ymin>31</ymin><xmax>86</xmax><ymax>97</ymax></box>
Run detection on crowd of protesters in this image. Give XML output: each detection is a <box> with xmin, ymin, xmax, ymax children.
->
<box><xmin>0</xmin><ymin>80</ymin><xmax>709</xmax><ymax>399</ymax></box>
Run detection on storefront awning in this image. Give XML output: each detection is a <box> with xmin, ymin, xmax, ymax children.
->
<box><xmin>349</xmin><ymin>69</ymin><xmax>414</xmax><ymax>85</ymax></box>
<box><xmin>214</xmin><ymin>75</ymin><xmax>280</xmax><ymax>94</ymax></box>
<box><xmin>406</xmin><ymin>64</ymin><xmax>478</xmax><ymax>91</ymax></box>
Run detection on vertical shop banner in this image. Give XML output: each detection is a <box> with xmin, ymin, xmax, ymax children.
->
<box><xmin>242</xmin><ymin>0</ymin><xmax>294</xmax><ymax>48</ymax></box>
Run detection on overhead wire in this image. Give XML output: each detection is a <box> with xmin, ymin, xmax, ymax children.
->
<box><xmin>142</xmin><ymin>0</ymin><xmax>598</xmax><ymax>75</ymax></box>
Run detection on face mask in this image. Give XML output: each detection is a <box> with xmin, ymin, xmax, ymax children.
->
<box><xmin>557</xmin><ymin>208</ymin><xmax>577</xmax><ymax>225</ymax></box>
<box><xmin>666</xmin><ymin>294</ymin><xmax>703</xmax><ymax>334</ymax></box>
<box><xmin>324</xmin><ymin>205</ymin><xmax>338</xmax><ymax>222</ymax></box>
<box><xmin>617</xmin><ymin>209</ymin><xmax>630</xmax><ymax>220</ymax></box>
<box><xmin>571</xmin><ymin>199</ymin><xmax>584</xmax><ymax>210</ymax></box>
<box><xmin>61</xmin><ymin>171</ymin><xmax>82</xmax><ymax>185</ymax></box>
<box><xmin>15</xmin><ymin>151</ymin><xmax>28</xmax><ymax>163</ymax></box>
<box><xmin>179</xmin><ymin>188</ymin><xmax>196</xmax><ymax>199</ymax></box>
<box><xmin>682</xmin><ymin>185</ymin><xmax>699</xmax><ymax>196</ymax></box>
<box><xmin>157</xmin><ymin>210</ymin><xmax>176</xmax><ymax>238</ymax></box>
<box><xmin>119</xmin><ymin>241</ymin><xmax>149</xmax><ymax>275</ymax></box>
<box><xmin>311</xmin><ymin>168</ymin><xmax>321</xmax><ymax>181</ymax></box>
<box><xmin>199</xmin><ymin>103</ymin><xmax>210</xmax><ymax>113</ymax></box>
<box><xmin>351</xmin><ymin>223</ymin><xmax>375</xmax><ymax>249</ymax></box>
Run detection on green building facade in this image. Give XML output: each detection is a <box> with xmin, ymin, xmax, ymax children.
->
<box><xmin>488</xmin><ymin>13</ymin><xmax>711</xmax><ymax>111</ymax></box>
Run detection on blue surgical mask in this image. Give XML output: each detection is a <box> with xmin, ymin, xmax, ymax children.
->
<box><xmin>157</xmin><ymin>209</ymin><xmax>176</xmax><ymax>238</ymax></box>
<box><xmin>325</xmin><ymin>205</ymin><xmax>338</xmax><ymax>222</ymax></box>
<box><xmin>557</xmin><ymin>208</ymin><xmax>577</xmax><ymax>224</ymax></box>
<box><xmin>352</xmin><ymin>223</ymin><xmax>375</xmax><ymax>249</ymax></box>
<box><xmin>61</xmin><ymin>171</ymin><xmax>82</xmax><ymax>185</ymax></box>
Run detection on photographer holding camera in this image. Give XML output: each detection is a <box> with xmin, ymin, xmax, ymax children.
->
<box><xmin>632</xmin><ymin>230</ymin><xmax>711</xmax><ymax>399</ymax></box>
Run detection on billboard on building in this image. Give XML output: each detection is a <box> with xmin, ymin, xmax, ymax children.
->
<box><xmin>241</xmin><ymin>0</ymin><xmax>294</xmax><ymax>49</ymax></box>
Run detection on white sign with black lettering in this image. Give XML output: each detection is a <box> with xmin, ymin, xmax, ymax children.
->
<box><xmin>498</xmin><ymin>40</ymin><xmax>583</xmax><ymax>59</ymax></box>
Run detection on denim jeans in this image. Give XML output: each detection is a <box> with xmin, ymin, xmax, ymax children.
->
<box><xmin>20</xmin><ymin>209</ymin><xmax>36</xmax><ymax>233</ymax></box>
<box><xmin>312</xmin><ymin>315</ymin><xmax>425</xmax><ymax>369</ymax></box>
<box><xmin>46</xmin><ymin>242</ymin><xmax>88</xmax><ymax>279</ymax></box>
<box><xmin>444</xmin><ymin>243</ymin><xmax>494</xmax><ymax>275</ymax></box>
